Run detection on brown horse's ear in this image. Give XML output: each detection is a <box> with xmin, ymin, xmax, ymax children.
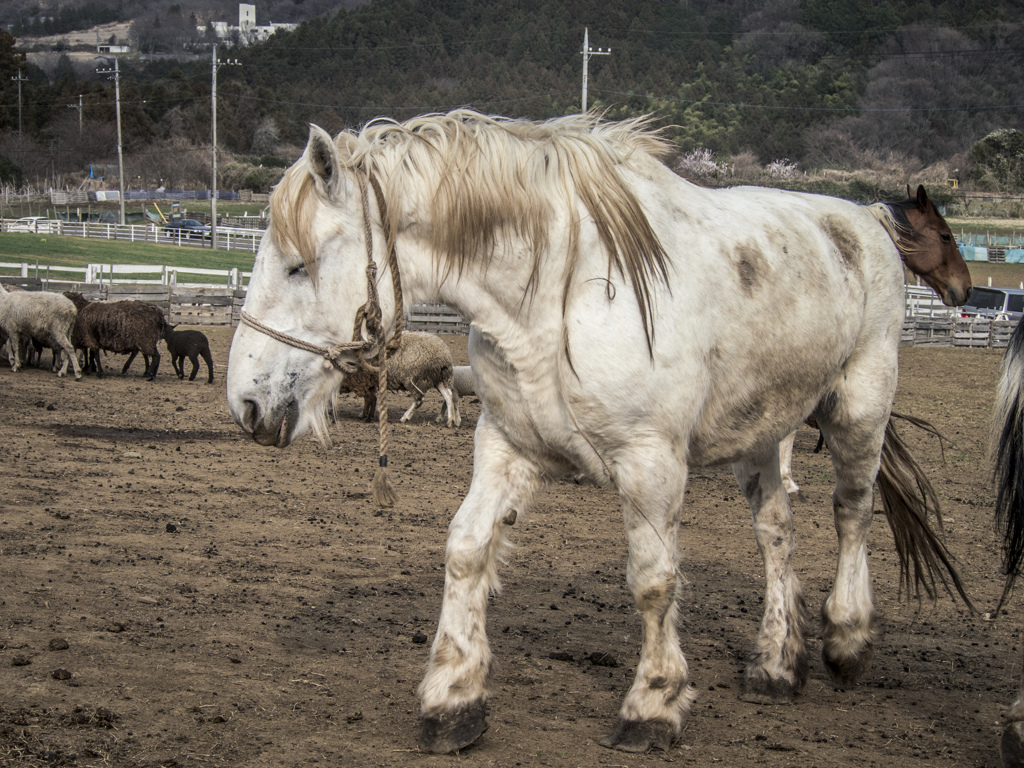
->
<box><xmin>907</xmin><ymin>184</ymin><xmax>912</xmax><ymax>199</ymax></box>
<box><xmin>916</xmin><ymin>184</ymin><xmax>931</xmax><ymax>211</ymax></box>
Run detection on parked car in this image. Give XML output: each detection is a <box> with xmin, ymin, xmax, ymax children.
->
<box><xmin>7</xmin><ymin>216</ymin><xmax>57</xmax><ymax>234</ymax></box>
<box><xmin>163</xmin><ymin>218</ymin><xmax>211</xmax><ymax>240</ymax></box>
<box><xmin>960</xmin><ymin>286</ymin><xmax>1024</xmax><ymax>321</ymax></box>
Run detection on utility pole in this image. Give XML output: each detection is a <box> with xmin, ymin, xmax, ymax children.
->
<box><xmin>97</xmin><ymin>57</ymin><xmax>125</xmax><ymax>226</ymax></box>
<box><xmin>211</xmin><ymin>44</ymin><xmax>240</xmax><ymax>250</ymax></box>
<box><xmin>580</xmin><ymin>28</ymin><xmax>611</xmax><ymax>114</ymax></box>
<box><xmin>66</xmin><ymin>94</ymin><xmax>83</xmax><ymax>137</ymax></box>
<box><xmin>11</xmin><ymin>66</ymin><xmax>27</xmax><ymax>135</ymax></box>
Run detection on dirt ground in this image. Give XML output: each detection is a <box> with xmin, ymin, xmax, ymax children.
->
<box><xmin>0</xmin><ymin>327</ymin><xmax>1021</xmax><ymax>768</ymax></box>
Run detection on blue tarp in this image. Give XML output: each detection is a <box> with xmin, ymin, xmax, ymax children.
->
<box><xmin>1006</xmin><ymin>249</ymin><xmax>1024</xmax><ymax>263</ymax></box>
<box><xmin>123</xmin><ymin>190</ymin><xmax>240</xmax><ymax>201</ymax></box>
<box><xmin>959</xmin><ymin>244</ymin><xmax>988</xmax><ymax>261</ymax></box>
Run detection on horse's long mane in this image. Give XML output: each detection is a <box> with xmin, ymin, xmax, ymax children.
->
<box><xmin>274</xmin><ymin>110</ymin><xmax>675</xmax><ymax>352</ymax></box>
<box><xmin>866</xmin><ymin>198</ymin><xmax>921</xmax><ymax>262</ymax></box>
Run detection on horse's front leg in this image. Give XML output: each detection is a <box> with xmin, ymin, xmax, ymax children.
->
<box><xmin>418</xmin><ymin>413</ymin><xmax>547</xmax><ymax>753</ymax></box>
<box><xmin>734</xmin><ymin>448</ymin><xmax>811</xmax><ymax>703</ymax></box>
<box><xmin>600</xmin><ymin>447</ymin><xmax>696</xmax><ymax>752</ymax></box>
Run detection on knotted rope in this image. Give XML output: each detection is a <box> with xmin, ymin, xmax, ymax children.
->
<box><xmin>239</xmin><ymin>167</ymin><xmax>405</xmax><ymax>508</ymax></box>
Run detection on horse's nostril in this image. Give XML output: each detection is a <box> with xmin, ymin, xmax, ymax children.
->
<box><xmin>242</xmin><ymin>399</ymin><xmax>260</xmax><ymax>434</ymax></box>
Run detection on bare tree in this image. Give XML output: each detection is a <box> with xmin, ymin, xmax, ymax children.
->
<box><xmin>250</xmin><ymin>116</ymin><xmax>280</xmax><ymax>155</ymax></box>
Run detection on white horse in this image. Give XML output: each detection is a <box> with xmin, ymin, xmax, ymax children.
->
<box><xmin>992</xmin><ymin>319</ymin><xmax>1024</xmax><ymax>768</ymax></box>
<box><xmin>226</xmin><ymin>110</ymin><xmax>972</xmax><ymax>754</ymax></box>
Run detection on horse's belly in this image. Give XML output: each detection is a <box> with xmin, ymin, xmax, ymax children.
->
<box><xmin>683</xmin><ymin>337</ymin><xmax>851</xmax><ymax>466</ymax></box>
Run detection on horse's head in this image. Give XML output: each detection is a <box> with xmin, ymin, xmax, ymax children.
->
<box><xmin>895</xmin><ymin>185</ymin><xmax>972</xmax><ymax>307</ymax></box>
<box><xmin>226</xmin><ymin>124</ymin><xmax>395</xmax><ymax>448</ymax></box>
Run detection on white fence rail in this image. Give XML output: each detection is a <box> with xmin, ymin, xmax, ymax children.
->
<box><xmin>0</xmin><ymin>261</ymin><xmax>250</xmax><ymax>289</ymax></box>
<box><xmin>2</xmin><ymin>218</ymin><xmax>264</xmax><ymax>253</ymax></box>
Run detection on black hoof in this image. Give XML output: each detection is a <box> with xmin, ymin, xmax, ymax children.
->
<box><xmin>599</xmin><ymin>719</ymin><xmax>676</xmax><ymax>753</ymax></box>
<box><xmin>1002</xmin><ymin>721</ymin><xmax>1024</xmax><ymax>768</ymax></box>
<box><xmin>418</xmin><ymin>702</ymin><xmax>487</xmax><ymax>754</ymax></box>
<box><xmin>822</xmin><ymin>644</ymin><xmax>874</xmax><ymax>686</ymax></box>
<box><xmin>742</xmin><ymin>669</ymin><xmax>799</xmax><ymax>705</ymax></box>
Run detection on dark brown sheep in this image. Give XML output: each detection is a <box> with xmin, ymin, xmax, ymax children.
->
<box><xmin>63</xmin><ymin>291</ymin><xmax>166</xmax><ymax>380</ymax></box>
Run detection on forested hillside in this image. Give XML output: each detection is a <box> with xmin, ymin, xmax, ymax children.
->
<box><xmin>2</xmin><ymin>0</ymin><xmax>1024</xmax><ymax>198</ymax></box>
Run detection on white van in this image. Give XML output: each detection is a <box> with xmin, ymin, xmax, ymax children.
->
<box><xmin>7</xmin><ymin>217</ymin><xmax>58</xmax><ymax>234</ymax></box>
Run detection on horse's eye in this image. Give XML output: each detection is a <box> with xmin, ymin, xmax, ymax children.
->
<box><xmin>288</xmin><ymin>265</ymin><xmax>307</xmax><ymax>278</ymax></box>
<box><xmin>940</xmin><ymin>233</ymin><xmax>952</xmax><ymax>243</ymax></box>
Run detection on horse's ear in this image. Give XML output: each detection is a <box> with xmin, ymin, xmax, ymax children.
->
<box><xmin>916</xmin><ymin>184</ymin><xmax>931</xmax><ymax>211</ymax></box>
<box><xmin>906</xmin><ymin>184</ymin><xmax>912</xmax><ymax>199</ymax></box>
<box><xmin>305</xmin><ymin>124</ymin><xmax>343</xmax><ymax>196</ymax></box>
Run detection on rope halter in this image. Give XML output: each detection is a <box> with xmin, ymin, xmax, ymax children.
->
<box><xmin>239</xmin><ymin>167</ymin><xmax>404</xmax><ymax>508</ymax></box>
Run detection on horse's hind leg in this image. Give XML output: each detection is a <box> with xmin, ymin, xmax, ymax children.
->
<box><xmin>815</xmin><ymin>367</ymin><xmax>895</xmax><ymax>685</ymax></box>
<box><xmin>600</xmin><ymin>445</ymin><xmax>696</xmax><ymax>753</ymax></box>
<box><xmin>735</xmin><ymin>447</ymin><xmax>811</xmax><ymax>704</ymax></box>
<box><xmin>418</xmin><ymin>412</ymin><xmax>547</xmax><ymax>754</ymax></box>
<box><xmin>779</xmin><ymin>430</ymin><xmax>802</xmax><ymax>498</ymax></box>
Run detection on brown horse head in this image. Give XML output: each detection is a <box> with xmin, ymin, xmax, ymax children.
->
<box><xmin>880</xmin><ymin>185</ymin><xmax>972</xmax><ymax>307</ymax></box>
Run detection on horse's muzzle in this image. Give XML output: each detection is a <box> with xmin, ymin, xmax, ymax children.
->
<box><xmin>240</xmin><ymin>398</ymin><xmax>301</xmax><ymax>448</ymax></box>
<box><xmin>943</xmin><ymin>284</ymin><xmax>971</xmax><ymax>308</ymax></box>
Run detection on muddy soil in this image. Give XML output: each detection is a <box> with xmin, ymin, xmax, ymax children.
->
<box><xmin>0</xmin><ymin>328</ymin><xmax>1020</xmax><ymax>768</ymax></box>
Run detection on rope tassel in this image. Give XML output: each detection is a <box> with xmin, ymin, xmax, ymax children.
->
<box><xmin>372</xmin><ymin>333</ymin><xmax>397</xmax><ymax>508</ymax></box>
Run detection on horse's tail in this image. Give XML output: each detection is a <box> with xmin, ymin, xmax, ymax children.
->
<box><xmin>993</xmin><ymin>320</ymin><xmax>1024</xmax><ymax>609</ymax></box>
<box><xmin>877</xmin><ymin>414</ymin><xmax>973</xmax><ymax>609</ymax></box>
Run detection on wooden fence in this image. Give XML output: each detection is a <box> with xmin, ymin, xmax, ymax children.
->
<box><xmin>901</xmin><ymin>317</ymin><xmax>1017</xmax><ymax>348</ymax></box>
<box><xmin>4</xmin><ymin>277</ymin><xmax>1017</xmax><ymax>347</ymax></box>
<box><xmin>0</xmin><ymin>279</ymin><xmax>467</xmax><ymax>332</ymax></box>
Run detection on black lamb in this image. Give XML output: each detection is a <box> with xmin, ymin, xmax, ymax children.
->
<box><xmin>163</xmin><ymin>324</ymin><xmax>214</xmax><ymax>383</ymax></box>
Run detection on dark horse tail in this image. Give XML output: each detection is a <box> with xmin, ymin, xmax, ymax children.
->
<box><xmin>993</xmin><ymin>320</ymin><xmax>1024</xmax><ymax>609</ymax></box>
<box><xmin>877</xmin><ymin>412</ymin><xmax>973</xmax><ymax>609</ymax></box>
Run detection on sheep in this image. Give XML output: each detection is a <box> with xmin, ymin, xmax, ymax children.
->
<box><xmin>0</xmin><ymin>286</ymin><xmax>81</xmax><ymax>379</ymax></box>
<box><xmin>163</xmin><ymin>324</ymin><xmax>214</xmax><ymax>383</ymax></box>
<box><xmin>63</xmin><ymin>291</ymin><xmax>166</xmax><ymax>381</ymax></box>
<box><xmin>339</xmin><ymin>331</ymin><xmax>461</xmax><ymax>427</ymax></box>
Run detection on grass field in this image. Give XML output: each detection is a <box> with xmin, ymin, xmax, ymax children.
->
<box><xmin>1</xmin><ymin>200</ymin><xmax>265</xmax><ymax>222</ymax></box>
<box><xmin>0</xmin><ymin>232</ymin><xmax>256</xmax><ymax>272</ymax></box>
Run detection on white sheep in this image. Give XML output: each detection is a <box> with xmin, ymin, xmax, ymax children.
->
<box><xmin>0</xmin><ymin>287</ymin><xmax>82</xmax><ymax>379</ymax></box>
<box><xmin>339</xmin><ymin>331</ymin><xmax>461</xmax><ymax>427</ymax></box>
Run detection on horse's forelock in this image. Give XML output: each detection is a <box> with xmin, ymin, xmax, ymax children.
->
<box><xmin>268</xmin><ymin>164</ymin><xmax>325</xmax><ymax>281</ymax></box>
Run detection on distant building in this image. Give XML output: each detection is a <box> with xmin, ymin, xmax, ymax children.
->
<box><xmin>97</xmin><ymin>43</ymin><xmax>131</xmax><ymax>54</ymax></box>
<box><xmin>198</xmin><ymin>3</ymin><xmax>297</xmax><ymax>46</ymax></box>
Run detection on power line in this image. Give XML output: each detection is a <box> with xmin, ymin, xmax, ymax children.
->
<box><xmin>591</xmin><ymin>88</ymin><xmax>1024</xmax><ymax>113</ymax></box>
<box><xmin>218</xmin><ymin>90</ymin><xmax>572</xmax><ymax>112</ymax></box>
